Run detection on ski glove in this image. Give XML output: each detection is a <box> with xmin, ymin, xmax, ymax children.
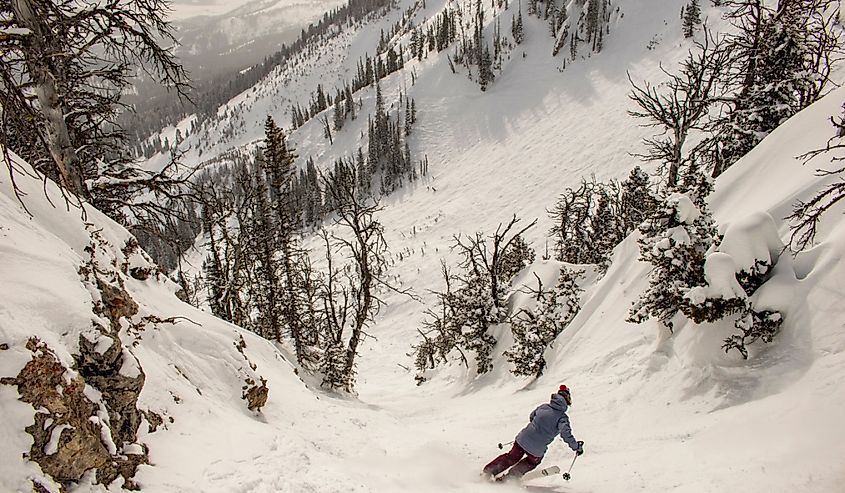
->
<box><xmin>575</xmin><ymin>441</ymin><xmax>584</xmax><ymax>456</ymax></box>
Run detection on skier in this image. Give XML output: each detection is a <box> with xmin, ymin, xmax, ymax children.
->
<box><xmin>482</xmin><ymin>384</ymin><xmax>583</xmax><ymax>482</ymax></box>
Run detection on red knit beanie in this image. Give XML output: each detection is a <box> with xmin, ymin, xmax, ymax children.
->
<box><xmin>558</xmin><ymin>384</ymin><xmax>572</xmax><ymax>404</ymax></box>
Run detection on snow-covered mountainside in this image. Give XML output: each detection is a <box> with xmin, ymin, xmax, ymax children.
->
<box><xmin>3</xmin><ymin>0</ymin><xmax>845</xmax><ymax>492</ymax></box>
<box><xmin>169</xmin><ymin>0</ymin><xmax>336</xmax><ymax>21</ymax></box>
<box><xmin>173</xmin><ymin>0</ymin><xmax>346</xmax><ymax>75</ymax></box>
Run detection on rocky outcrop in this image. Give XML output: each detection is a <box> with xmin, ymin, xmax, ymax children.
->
<box><xmin>76</xmin><ymin>327</ymin><xmax>145</xmax><ymax>450</ymax></box>
<box><xmin>234</xmin><ymin>335</ymin><xmax>270</xmax><ymax>412</ymax></box>
<box><xmin>94</xmin><ymin>279</ymin><xmax>139</xmax><ymax>332</ymax></box>
<box><xmin>243</xmin><ymin>377</ymin><xmax>269</xmax><ymax>412</ymax></box>
<box><xmin>0</xmin><ymin>230</ymin><xmax>154</xmax><ymax>491</ymax></box>
<box><xmin>1</xmin><ymin>339</ymin><xmax>117</xmax><ymax>489</ymax></box>
<box><xmin>2</xmin><ymin>335</ymin><xmax>151</xmax><ymax>491</ymax></box>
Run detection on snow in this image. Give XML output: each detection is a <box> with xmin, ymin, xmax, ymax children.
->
<box><xmin>90</xmin><ymin>414</ymin><xmax>118</xmax><ymax>455</ymax></box>
<box><xmin>685</xmin><ymin>252</ymin><xmax>746</xmax><ymax>304</ymax></box>
<box><xmin>119</xmin><ymin>348</ymin><xmax>142</xmax><ymax>379</ymax></box>
<box><xmin>168</xmin><ymin>0</ymin><xmax>341</xmax><ymax>22</ymax></box>
<box><xmin>751</xmin><ymin>256</ymin><xmax>800</xmax><ymax>316</ymax></box>
<box><xmin>717</xmin><ymin>212</ymin><xmax>783</xmax><ymax>274</ymax></box>
<box><xmin>668</xmin><ymin>192</ymin><xmax>701</xmax><ymax>224</ymax></box>
<box><xmin>44</xmin><ymin>424</ymin><xmax>72</xmax><ymax>456</ymax></box>
<box><xmin>123</xmin><ymin>442</ymin><xmax>144</xmax><ymax>455</ymax></box>
<box><xmin>3</xmin><ymin>0</ymin><xmax>845</xmax><ymax>492</ymax></box>
<box><xmin>81</xmin><ymin>329</ymin><xmax>115</xmax><ymax>355</ymax></box>
<box><xmin>668</xmin><ymin>226</ymin><xmax>692</xmax><ymax>246</ymax></box>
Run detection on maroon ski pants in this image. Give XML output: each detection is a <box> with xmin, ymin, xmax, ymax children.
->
<box><xmin>482</xmin><ymin>442</ymin><xmax>542</xmax><ymax>478</ymax></box>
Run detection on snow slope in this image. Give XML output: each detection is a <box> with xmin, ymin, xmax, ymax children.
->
<box><xmin>4</xmin><ymin>0</ymin><xmax>845</xmax><ymax>491</ymax></box>
<box><xmin>5</xmin><ymin>89</ymin><xmax>845</xmax><ymax>492</ymax></box>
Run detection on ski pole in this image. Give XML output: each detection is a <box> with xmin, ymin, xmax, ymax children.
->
<box><xmin>497</xmin><ymin>440</ymin><xmax>514</xmax><ymax>450</ymax></box>
<box><xmin>562</xmin><ymin>441</ymin><xmax>583</xmax><ymax>481</ymax></box>
<box><xmin>562</xmin><ymin>454</ymin><xmax>577</xmax><ymax>480</ymax></box>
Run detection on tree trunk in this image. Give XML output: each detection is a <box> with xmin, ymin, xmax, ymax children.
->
<box><xmin>12</xmin><ymin>0</ymin><xmax>91</xmax><ymax>201</ymax></box>
<box><xmin>344</xmin><ymin>222</ymin><xmax>372</xmax><ymax>382</ymax></box>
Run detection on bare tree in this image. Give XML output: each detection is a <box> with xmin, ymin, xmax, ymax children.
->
<box><xmin>0</xmin><ymin>0</ymin><xmax>189</xmax><ymax>209</ymax></box>
<box><xmin>628</xmin><ymin>29</ymin><xmax>730</xmax><ymax>188</ymax></box>
<box><xmin>318</xmin><ymin>161</ymin><xmax>389</xmax><ymax>390</ymax></box>
<box><xmin>711</xmin><ymin>0</ymin><xmax>843</xmax><ymax>174</ymax></box>
<box><xmin>453</xmin><ymin>215</ymin><xmax>537</xmax><ymax>315</ymax></box>
<box><xmin>788</xmin><ymin>110</ymin><xmax>845</xmax><ymax>250</ymax></box>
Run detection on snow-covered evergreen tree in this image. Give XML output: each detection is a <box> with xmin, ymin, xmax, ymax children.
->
<box><xmin>512</xmin><ymin>11</ymin><xmax>525</xmax><ymax>44</ymax></box>
<box><xmin>414</xmin><ymin>218</ymin><xmax>536</xmax><ymax>377</ymax></box>
<box><xmin>682</xmin><ymin>212</ymin><xmax>785</xmax><ymax>357</ymax></box>
<box><xmin>588</xmin><ymin>186</ymin><xmax>622</xmax><ymax>270</ymax></box>
<box><xmin>505</xmin><ymin>266</ymin><xmax>583</xmax><ymax>377</ymax></box>
<box><xmin>713</xmin><ymin>0</ymin><xmax>840</xmax><ymax>175</ymax></box>
<box><xmin>620</xmin><ymin>166</ymin><xmax>658</xmax><ymax>233</ymax></box>
<box><xmin>499</xmin><ymin>234</ymin><xmax>536</xmax><ymax>282</ymax></box>
<box><xmin>627</xmin><ymin>192</ymin><xmax>718</xmax><ymax>332</ymax></box>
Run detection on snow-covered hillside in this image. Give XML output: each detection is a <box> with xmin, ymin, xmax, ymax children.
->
<box><xmin>5</xmin><ymin>87</ymin><xmax>845</xmax><ymax>491</ymax></box>
<box><xmin>173</xmin><ymin>0</ymin><xmax>347</xmax><ymax>68</ymax></box>
<box><xmin>4</xmin><ymin>0</ymin><xmax>845</xmax><ymax>491</ymax></box>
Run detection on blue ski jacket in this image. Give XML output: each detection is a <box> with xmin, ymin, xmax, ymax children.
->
<box><xmin>515</xmin><ymin>393</ymin><xmax>579</xmax><ymax>457</ymax></box>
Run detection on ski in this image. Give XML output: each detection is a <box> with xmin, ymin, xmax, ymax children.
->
<box><xmin>520</xmin><ymin>465</ymin><xmax>560</xmax><ymax>481</ymax></box>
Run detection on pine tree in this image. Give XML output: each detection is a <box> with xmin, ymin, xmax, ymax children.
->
<box><xmin>505</xmin><ymin>266</ymin><xmax>583</xmax><ymax>377</ymax></box>
<box><xmin>512</xmin><ymin>11</ymin><xmax>525</xmax><ymax>44</ymax></box>
<box><xmin>372</xmin><ymin>82</ymin><xmax>389</xmax><ymax>166</ymax></box>
<box><xmin>479</xmin><ymin>45</ymin><xmax>495</xmax><ymax>91</ymax></box>
<box><xmin>249</xmin><ymin>157</ymin><xmax>284</xmax><ymax>341</ymax></box>
<box><xmin>405</xmin><ymin>98</ymin><xmax>413</xmax><ymax>136</ymax></box>
<box><xmin>345</xmin><ymin>85</ymin><xmax>355</xmax><ymax>120</ymax></box>
<box><xmin>455</xmin><ymin>272</ymin><xmax>498</xmax><ymax>374</ymax></box>
<box><xmin>262</xmin><ymin>116</ymin><xmax>316</xmax><ymax>366</ymax></box>
<box><xmin>712</xmin><ymin>0</ymin><xmax>840</xmax><ymax>176</ymax></box>
<box><xmin>333</xmin><ymin>90</ymin><xmax>346</xmax><ymax>131</ymax></box>
<box><xmin>585</xmin><ymin>0</ymin><xmax>602</xmax><ymax>52</ymax></box>
<box><xmin>356</xmin><ymin>147</ymin><xmax>370</xmax><ymax>192</ymax></box>
<box><xmin>411</xmin><ymin>99</ymin><xmax>417</xmax><ymax>124</ymax></box>
<box><xmin>620</xmin><ymin>166</ymin><xmax>658</xmax><ymax>233</ymax></box>
<box><xmin>499</xmin><ymin>234</ymin><xmax>536</xmax><ymax>282</ymax></box>
<box><xmin>588</xmin><ymin>185</ymin><xmax>622</xmax><ymax>269</ymax></box>
<box><xmin>683</xmin><ymin>0</ymin><xmax>702</xmax><ymax>38</ymax></box>
<box><xmin>201</xmin><ymin>204</ymin><xmax>227</xmax><ymax>320</ymax></box>
<box><xmin>627</xmin><ymin>192</ymin><xmax>718</xmax><ymax>332</ymax></box>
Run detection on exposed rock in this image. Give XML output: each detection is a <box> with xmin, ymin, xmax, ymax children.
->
<box><xmin>76</xmin><ymin>328</ymin><xmax>146</xmax><ymax>447</ymax></box>
<box><xmin>95</xmin><ymin>280</ymin><xmax>139</xmax><ymax>331</ymax></box>
<box><xmin>1</xmin><ymin>338</ymin><xmax>112</xmax><ymax>487</ymax></box>
<box><xmin>234</xmin><ymin>335</ymin><xmax>269</xmax><ymax>412</ymax></box>
<box><xmin>96</xmin><ymin>443</ymin><xmax>148</xmax><ymax>490</ymax></box>
<box><xmin>141</xmin><ymin>410</ymin><xmax>164</xmax><ymax>433</ymax></box>
<box><xmin>243</xmin><ymin>377</ymin><xmax>269</xmax><ymax>412</ymax></box>
<box><xmin>129</xmin><ymin>266</ymin><xmax>152</xmax><ymax>281</ymax></box>
<box><xmin>2</xmin><ymin>333</ymin><xmax>150</xmax><ymax>491</ymax></box>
